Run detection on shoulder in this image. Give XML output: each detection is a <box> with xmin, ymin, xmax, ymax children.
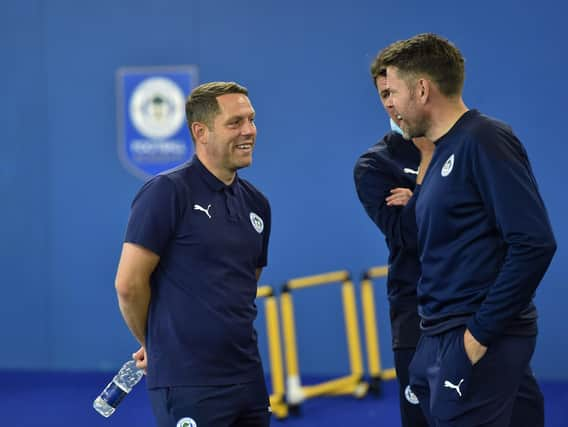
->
<box><xmin>461</xmin><ymin>110</ymin><xmax>515</xmax><ymax>144</ymax></box>
<box><xmin>134</xmin><ymin>173</ymin><xmax>175</xmax><ymax>201</ymax></box>
<box><xmin>354</xmin><ymin>132</ymin><xmax>410</xmax><ymax>178</ymax></box>
<box><xmin>132</xmin><ymin>163</ymin><xmax>195</xmax><ymax>213</ymax></box>
<box><xmin>157</xmin><ymin>161</ymin><xmax>196</xmax><ymax>198</ymax></box>
<box><xmin>355</xmin><ymin>134</ymin><xmax>390</xmax><ymax>171</ymax></box>
<box><xmin>462</xmin><ymin>111</ymin><xmax>525</xmax><ymax>159</ymax></box>
<box><xmin>159</xmin><ymin>160</ymin><xmax>196</xmax><ymax>185</ymax></box>
<box><xmin>238</xmin><ymin>177</ymin><xmax>270</xmax><ymax>209</ymax></box>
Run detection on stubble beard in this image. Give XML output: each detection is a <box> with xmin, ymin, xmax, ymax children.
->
<box><xmin>405</xmin><ymin>115</ymin><xmax>430</xmax><ymax>140</ymax></box>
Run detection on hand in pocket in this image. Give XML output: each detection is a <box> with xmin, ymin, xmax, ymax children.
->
<box><xmin>463</xmin><ymin>329</ymin><xmax>487</xmax><ymax>365</ymax></box>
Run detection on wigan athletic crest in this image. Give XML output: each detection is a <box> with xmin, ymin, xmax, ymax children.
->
<box><xmin>117</xmin><ymin>66</ymin><xmax>198</xmax><ymax>179</ymax></box>
<box><xmin>249</xmin><ymin>212</ymin><xmax>264</xmax><ymax>234</ymax></box>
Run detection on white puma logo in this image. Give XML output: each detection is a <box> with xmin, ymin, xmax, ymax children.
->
<box><xmin>193</xmin><ymin>204</ymin><xmax>212</xmax><ymax>219</ymax></box>
<box><xmin>403</xmin><ymin>167</ymin><xmax>419</xmax><ymax>175</ymax></box>
<box><xmin>443</xmin><ymin>379</ymin><xmax>464</xmax><ymax>397</ymax></box>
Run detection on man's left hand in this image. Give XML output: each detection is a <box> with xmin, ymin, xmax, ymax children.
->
<box><xmin>386</xmin><ymin>188</ymin><xmax>413</xmax><ymax>206</ymax></box>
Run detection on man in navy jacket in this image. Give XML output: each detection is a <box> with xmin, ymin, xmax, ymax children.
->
<box><xmin>378</xmin><ymin>33</ymin><xmax>556</xmax><ymax>426</ymax></box>
<box><xmin>354</xmin><ymin>62</ymin><xmax>433</xmax><ymax>427</ymax></box>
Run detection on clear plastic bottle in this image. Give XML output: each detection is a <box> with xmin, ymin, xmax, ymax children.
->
<box><xmin>93</xmin><ymin>359</ymin><xmax>144</xmax><ymax>417</ymax></box>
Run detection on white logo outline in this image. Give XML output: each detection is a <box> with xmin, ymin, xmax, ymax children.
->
<box><xmin>443</xmin><ymin>378</ymin><xmax>464</xmax><ymax>397</ymax></box>
<box><xmin>193</xmin><ymin>204</ymin><xmax>212</xmax><ymax>219</ymax></box>
<box><xmin>176</xmin><ymin>417</ymin><xmax>197</xmax><ymax>427</ymax></box>
<box><xmin>403</xmin><ymin>167</ymin><xmax>419</xmax><ymax>175</ymax></box>
<box><xmin>404</xmin><ymin>385</ymin><xmax>420</xmax><ymax>405</ymax></box>
<box><xmin>249</xmin><ymin>212</ymin><xmax>264</xmax><ymax>234</ymax></box>
<box><xmin>441</xmin><ymin>154</ymin><xmax>455</xmax><ymax>177</ymax></box>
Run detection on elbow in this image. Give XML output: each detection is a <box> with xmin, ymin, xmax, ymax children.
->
<box><xmin>542</xmin><ymin>226</ymin><xmax>557</xmax><ymax>256</ymax></box>
<box><xmin>533</xmin><ymin>232</ymin><xmax>557</xmax><ymax>267</ymax></box>
<box><xmin>115</xmin><ymin>277</ymin><xmax>140</xmax><ymax>302</ymax></box>
<box><xmin>544</xmin><ymin>235</ymin><xmax>557</xmax><ymax>261</ymax></box>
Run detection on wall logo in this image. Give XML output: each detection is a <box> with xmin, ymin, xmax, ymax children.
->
<box><xmin>130</xmin><ymin>77</ymin><xmax>186</xmax><ymax>139</ymax></box>
<box><xmin>441</xmin><ymin>154</ymin><xmax>455</xmax><ymax>177</ymax></box>
<box><xmin>176</xmin><ymin>417</ymin><xmax>197</xmax><ymax>427</ymax></box>
<box><xmin>250</xmin><ymin>212</ymin><xmax>264</xmax><ymax>234</ymax></box>
<box><xmin>117</xmin><ymin>66</ymin><xmax>198</xmax><ymax>179</ymax></box>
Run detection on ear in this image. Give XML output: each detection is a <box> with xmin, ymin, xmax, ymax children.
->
<box><xmin>191</xmin><ymin>122</ymin><xmax>209</xmax><ymax>144</ymax></box>
<box><xmin>417</xmin><ymin>78</ymin><xmax>430</xmax><ymax>104</ymax></box>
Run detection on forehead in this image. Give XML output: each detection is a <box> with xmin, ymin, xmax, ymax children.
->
<box><xmin>216</xmin><ymin>93</ymin><xmax>254</xmax><ymax>116</ymax></box>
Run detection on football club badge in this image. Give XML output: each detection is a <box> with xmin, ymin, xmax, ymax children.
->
<box><xmin>441</xmin><ymin>154</ymin><xmax>455</xmax><ymax>177</ymax></box>
<box><xmin>176</xmin><ymin>417</ymin><xmax>197</xmax><ymax>427</ymax></box>
<box><xmin>117</xmin><ymin>66</ymin><xmax>198</xmax><ymax>179</ymax></box>
<box><xmin>249</xmin><ymin>212</ymin><xmax>264</xmax><ymax>234</ymax></box>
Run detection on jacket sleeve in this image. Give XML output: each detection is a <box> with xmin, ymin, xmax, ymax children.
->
<box><xmin>466</xmin><ymin>129</ymin><xmax>557</xmax><ymax>345</ymax></box>
<box><xmin>354</xmin><ymin>151</ymin><xmax>418</xmax><ymax>250</ymax></box>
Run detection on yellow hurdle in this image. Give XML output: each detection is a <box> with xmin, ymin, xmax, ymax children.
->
<box><xmin>360</xmin><ymin>266</ymin><xmax>397</xmax><ymax>395</ymax></box>
<box><xmin>280</xmin><ymin>270</ymin><xmax>368</xmax><ymax>412</ymax></box>
<box><xmin>256</xmin><ymin>286</ymin><xmax>288</xmax><ymax>419</ymax></box>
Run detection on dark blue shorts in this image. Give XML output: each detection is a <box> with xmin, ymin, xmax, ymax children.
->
<box><xmin>148</xmin><ymin>376</ymin><xmax>271</xmax><ymax>427</ymax></box>
<box><xmin>409</xmin><ymin>327</ymin><xmax>542</xmax><ymax>427</ymax></box>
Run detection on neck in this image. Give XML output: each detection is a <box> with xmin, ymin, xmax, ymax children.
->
<box><xmin>426</xmin><ymin>97</ymin><xmax>468</xmax><ymax>142</ymax></box>
<box><xmin>196</xmin><ymin>153</ymin><xmax>236</xmax><ymax>185</ymax></box>
<box><xmin>412</xmin><ymin>137</ymin><xmax>435</xmax><ymax>154</ymax></box>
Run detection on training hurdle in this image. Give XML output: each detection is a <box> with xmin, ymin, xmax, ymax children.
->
<box><xmin>360</xmin><ymin>266</ymin><xmax>397</xmax><ymax>395</ymax></box>
<box><xmin>256</xmin><ymin>286</ymin><xmax>288</xmax><ymax>419</ymax></box>
<box><xmin>279</xmin><ymin>270</ymin><xmax>368</xmax><ymax>412</ymax></box>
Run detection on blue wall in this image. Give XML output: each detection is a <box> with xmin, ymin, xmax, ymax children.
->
<box><xmin>1</xmin><ymin>0</ymin><xmax>566</xmax><ymax>380</ymax></box>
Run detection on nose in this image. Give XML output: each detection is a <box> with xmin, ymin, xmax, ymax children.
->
<box><xmin>241</xmin><ymin>119</ymin><xmax>256</xmax><ymax>136</ymax></box>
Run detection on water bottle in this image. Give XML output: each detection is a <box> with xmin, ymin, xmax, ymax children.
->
<box><xmin>93</xmin><ymin>359</ymin><xmax>144</xmax><ymax>417</ymax></box>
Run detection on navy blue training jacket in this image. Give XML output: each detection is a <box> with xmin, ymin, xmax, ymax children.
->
<box><xmin>354</xmin><ymin>132</ymin><xmax>422</xmax><ymax>348</ymax></box>
<box><xmin>415</xmin><ymin>110</ymin><xmax>556</xmax><ymax>346</ymax></box>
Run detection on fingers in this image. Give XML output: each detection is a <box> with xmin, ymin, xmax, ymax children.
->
<box><xmin>390</xmin><ymin>187</ymin><xmax>413</xmax><ymax>197</ymax></box>
<box><xmin>132</xmin><ymin>347</ymin><xmax>144</xmax><ymax>360</ymax></box>
<box><xmin>132</xmin><ymin>347</ymin><xmax>148</xmax><ymax>374</ymax></box>
<box><xmin>135</xmin><ymin>359</ymin><xmax>147</xmax><ymax>373</ymax></box>
<box><xmin>386</xmin><ymin>188</ymin><xmax>413</xmax><ymax>206</ymax></box>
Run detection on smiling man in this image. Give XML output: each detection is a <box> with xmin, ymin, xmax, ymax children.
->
<box><xmin>115</xmin><ymin>82</ymin><xmax>272</xmax><ymax>427</ymax></box>
<box><xmin>378</xmin><ymin>33</ymin><xmax>556</xmax><ymax>427</ymax></box>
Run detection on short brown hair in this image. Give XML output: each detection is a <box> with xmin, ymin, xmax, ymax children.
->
<box><xmin>185</xmin><ymin>81</ymin><xmax>248</xmax><ymax>140</ymax></box>
<box><xmin>370</xmin><ymin>53</ymin><xmax>387</xmax><ymax>88</ymax></box>
<box><xmin>375</xmin><ymin>33</ymin><xmax>465</xmax><ymax>97</ymax></box>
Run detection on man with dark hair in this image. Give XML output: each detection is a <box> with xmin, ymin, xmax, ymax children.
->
<box><xmin>115</xmin><ymin>81</ymin><xmax>272</xmax><ymax>427</ymax></box>
<box><xmin>379</xmin><ymin>33</ymin><xmax>556</xmax><ymax>426</ymax></box>
<box><xmin>354</xmin><ymin>57</ymin><xmax>433</xmax><ymax>427</ymax></box>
